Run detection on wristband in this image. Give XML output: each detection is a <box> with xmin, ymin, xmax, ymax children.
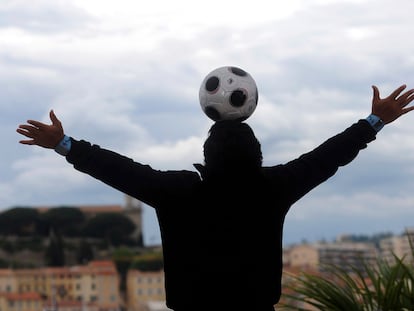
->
<box><xmin>55</xmin><ymin>135</ymin><xmax>72</xmax><ymax>156</ymax></box>
<box><xmin>366</xmin><ymin>114</ymin><xmax>385</xmax><ymax>132</ymax></box>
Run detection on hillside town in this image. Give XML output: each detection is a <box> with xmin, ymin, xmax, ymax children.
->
<box><xmin>0</xmin><ymin>195</ymin><xmax>412</xmax><ymax>311</ymax></box>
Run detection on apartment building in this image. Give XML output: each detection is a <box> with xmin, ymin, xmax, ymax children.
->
<box><xmin>0</xmin><ymin>261</ymin><xmax>120</xmax><ymax>311</ymax></box>
<box><xmin>379</xmin><ymin>227</ymin><xmax>414</xmax><ymax>264</ymax></box>
<box><xmin>286</xmin><ymin>241</ymin><xmax>378</xmax><ymax>272</ymax></box>
<box><xmin>126</xmin><ymin>269</ymin><xmax>169</xmax><ymax>311</ymax></box>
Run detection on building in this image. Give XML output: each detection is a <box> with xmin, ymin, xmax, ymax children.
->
<box><xmin>126</xmin><ymin>269</ymin><xmax>168</xmax><ymax>311</ymax></box>
<box><xmin>0</xmin><ymin>261</ymin><xmax>120</xmax><ymax>311</ymax></box>
<box><xmin>286</xmin><ymin>241</ymin><xmax>378</xmax><ymax>272</ymax></box>
<box><xmin>379</xmin><ymin>227</ymin><xmax>414</xmax><ymax>264</ymax></box>
<box><xmin>0</xmin><ymin>292</ymin><xmax>43</xmax><ymax>311</ymax></box>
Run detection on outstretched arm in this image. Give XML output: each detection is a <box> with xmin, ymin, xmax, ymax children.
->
<box><xmin>16</xmin><ymin>110</ymin><xmax>64</xmax><ymax>149</ymax></box>
<box><xmin>371</xmin><ymin>84</ymin><xmax>414</xmax><ymax>124</ymax></box>
<box><xmin>279</xmin><ymin>84</ymin><xmax>414</xmax><ymax>205</ymax></box>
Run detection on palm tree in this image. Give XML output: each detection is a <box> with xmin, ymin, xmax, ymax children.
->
<box><xmin>280</xmin><ymin>241</ymin><xmax>414</xmax><ymax>310</ymax></box>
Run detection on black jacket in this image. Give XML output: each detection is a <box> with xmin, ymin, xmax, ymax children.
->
<box><xmin>66</xmin><ymin>120</ymin><xmax>376</xmax><ymax>310</ymax></box>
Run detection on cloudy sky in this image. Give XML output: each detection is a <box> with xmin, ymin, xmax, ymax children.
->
<box><xmin>1</xmin><ymin>0</ymin><xmax>414</xmax><ymax>246</ymax></box>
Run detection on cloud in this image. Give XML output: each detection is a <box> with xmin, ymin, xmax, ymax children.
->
<box><xmin>2</xmin><ymin>0</ymin><xmax>414</xmax><ymax>245</ymax></box>
<box><xmin>0</xmin><ymin>0</ymin><xmax>93</xmax><ymax>33</ymax></box>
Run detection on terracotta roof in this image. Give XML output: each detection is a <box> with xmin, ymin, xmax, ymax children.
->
<box><xmin>0</xmin><ymin>269</ymin><xmax>14</xmax><ymax>276</ymax></box>
<box><xmin>89</xmin><ymin>260</ymin><xmax>116</xmax><ymax>267</ymax></box>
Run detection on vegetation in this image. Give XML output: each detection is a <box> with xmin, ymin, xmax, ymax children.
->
<box><xmin>76</xmin><ymin>239</ymin><xmax>94</xmax><ymax>264</ymax></box>
<box><xmin>280</xmin><ymin>242</ymin><xmax>414</xmax><ymax>310</ymax></box>
<box><xmin>0</xmin><ymin>206</ymin><xmax>136</xmax><ymax>241</ymax></box>
<box><xmin>0</xmin><ymin>206</ymin><xmax>161</xmax><ymax>295</ymax></box>
<box><xmin>45</xmin><ymin>231</ymin><xmax>65</xmax><ymax>267</ymax></box>
<box><xmin>110</xmin><ymin>247</ymin><xmax>165</xmax><ymax>291</ymax></box>
<box><xmin>0</xmin><ymin>207</ymin><xmax>40</xmax><ymax>236</ymax></box>
<box><xmin>130</xmin><ymin>252</ymin><xmax>164</xmax><ymax>271</ymax></box>
<box><xmin>0</xmin><ymin>206</ymin><xmax>140</xmax><ymax>268</ymax></box>
<box><xmin>41</xmin><ymin>206</ymin><xmax>86</xmax><ymax>236</ymax></box>
<box><xmin>82</xmin><ymin>212</ymin><xmax>136</xmax><ymax>246</ymax></box>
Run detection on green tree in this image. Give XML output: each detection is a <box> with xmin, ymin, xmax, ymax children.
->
<box><xmin>130</xmin><ymin>252</ymin><xmax>164</xmax><ymax>271</ymax></box>
<box><xmin>44</xmin><ymin>231</ymin><xmax>65</xmax><ymax>267</ymax></box>
<box><xmin>0</xmin><ymin>207</ymin><xmax>41</xmax><ymax>236</ymax></box>
<box><xmin>76</xmin><ymin>239</ymin><xmax>94</xmax><ymax>264</ymax></box>
<box><xmin>112</xmin><ymin>247</ymin><xmax>135</xmax><ymax>292</ymax></box>
<box><xmin>83</xmin><ymin>213</ymin><xmax>136</xmax><ymax>246</ymax></box>
<box><xmin>41</xmin><ymin>206</ymin><xmax>85</xmax><ymax>236</ymax></box>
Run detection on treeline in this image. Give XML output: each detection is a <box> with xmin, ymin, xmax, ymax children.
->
<box><xmin>0</xmin><ymin>206</ymin><xmax>139</xmax><ymax>246</ymax></box>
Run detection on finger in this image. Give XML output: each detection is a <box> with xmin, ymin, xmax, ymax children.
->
<box><xmin>50</xmin><ymin>109</ymin><xmax>61</xmax><ymax>127</ymax></box>
<box><xmin>17</xmin><ymin>124</ymin><xmax>39</xmax><ymax>135</ymax></box>
<box><xmin>398</xmin><ymin>89</ymin><xmax>414</xmax><ymax>106</ymax></box>
<box><xmin>372</xmin><ymin>85</ymin><xmax>380</xmax><ymax>102</ymax></box>
<box><xmin>27</xmin><ymin>120</ymin><xmax>48</xmax><ymax>129</ymax></box>
<box><xmin>16</xmin><ymin>128</ymin><xmax>36</xmax><ymax>138</ymax></box>
<box><xmin>402</xmin><ymin>95</ymin><xmax>414</xmax><ymax>108</ymax></box>
<box><xmin>19</xmin><ymin>139</ymin><xmax>36</xmax><ymax>145</ymax></box>
<box><xmin>401</xmin><ymin>105</ymin><xmax>414</xmax><ymax>115</ymax></box>
<box><xmin>17</xmin><ymin>124</ymin><xmax>35</xmax><ymax>131</ymax></box>
<box><xmin>388</xmin><ymin>84</ymin><xmax>407</xmax><ymax>99</ymax></box>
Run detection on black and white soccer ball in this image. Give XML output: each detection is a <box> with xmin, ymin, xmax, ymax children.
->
<box><xmin>199</xmin><ymin>66</ymin><xmax>258</xmax><ymax>121</ymax></box>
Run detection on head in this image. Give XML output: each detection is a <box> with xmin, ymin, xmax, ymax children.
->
<box><xmin>202</xmin><ymin>120</ymin><xmax>263</xmax><ymax>177</ymax></box>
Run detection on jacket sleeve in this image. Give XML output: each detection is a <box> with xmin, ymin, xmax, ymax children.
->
<box><xmin>276</xmin><ymin>119</ymin><xmax>377</xmax><ymax>205</ymax></box>
<box><xmin>65</xmin><ymin>139</ymin><xmax>195</xmax><ymax>207</ymax></box>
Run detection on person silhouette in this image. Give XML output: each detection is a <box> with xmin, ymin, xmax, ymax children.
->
<box><xmin>17</xmin><ymin>83</ymin><xmax>414</xmax><ymax>311</ymax></box>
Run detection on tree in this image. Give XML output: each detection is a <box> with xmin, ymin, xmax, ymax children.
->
<box><xmin>112</xmin><ymin>247</ymin><xmax>135</xmax><ymax>292</ymax></box>
<box><xmin>44</xmin><ymin>230</ymin><xmax>65</xmax><ymax>267</ymax></box>
<box><xmin>76</xmin><ymin>239</ymin><xmax>94</xmax><ymax>264</ymax></box>
<box><xmin>130</xmin><ymin>252</ymin><xmax>164</xmax><ymax>271</ymax></box>
<box><xmin>0</xmin><ymin>207</ymin><xmax>41</xmax><ymax>236</ymax></box>
<box><xmin>83</xmin><ymin>213</ymin><xmax>136</xmax><ymax>246</ymax></box>
<box><xmin>41</xmin><ymin>206</ymin><xmax>85</xmax><ymax>236</ymax></box>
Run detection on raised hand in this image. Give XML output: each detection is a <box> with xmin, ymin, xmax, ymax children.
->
<box><xmin>372</xmin><ymin>84</ymin><xmax>414</xmax><ymax>124</ymax></box>
<box><xmin>17</xmin><ymin>110</ymin><xmax>64</xmax><ymax>149</ymax></box>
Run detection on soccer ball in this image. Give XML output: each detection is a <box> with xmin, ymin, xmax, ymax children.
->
<box><xmin>199</xmin><ymin>66</ymin><xmax>258</xmax><ymax>121</ymax></box>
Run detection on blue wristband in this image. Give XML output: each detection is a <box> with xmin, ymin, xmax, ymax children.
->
<box><xmin>55</xmin><ymin>135</ymin><xmax>72</xmax><ymax>156</ymax></box>
<box><xmin>366</xmin><ymin>114</ymin><xmax>385</xmax><ymax>132</ymax></box>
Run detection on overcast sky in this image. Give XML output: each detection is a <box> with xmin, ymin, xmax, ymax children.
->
<box><xmin>1</xmin><ymin>0</ymin><xmax>414</xmax><ymax>246</ymax></box>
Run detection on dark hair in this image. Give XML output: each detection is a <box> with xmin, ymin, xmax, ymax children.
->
<box><xmin>203</xmin><ymin>120</ymin><xmax>263</xmax><ymax>173</ymax></box>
